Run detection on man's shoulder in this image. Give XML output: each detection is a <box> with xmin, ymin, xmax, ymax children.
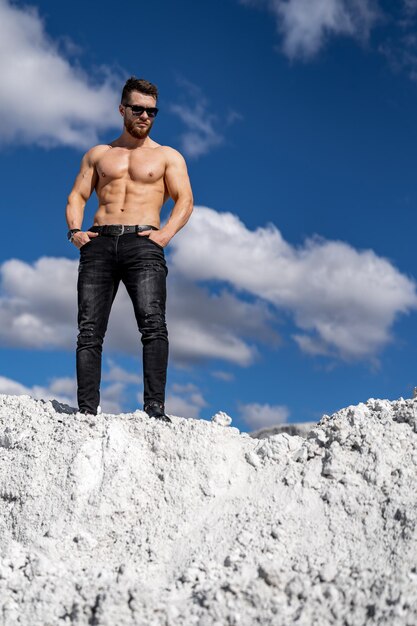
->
<box><xmin>159</xmin><ymin>145</ymin><xmax>186</xmax><ymax>164</ymax></box>
<box><xmin>83</xmin><ymin>144</ymin><xmax>112</xmax><ymax>164</ymax></box>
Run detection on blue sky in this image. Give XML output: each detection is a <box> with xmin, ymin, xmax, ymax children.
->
<box><xmin>2</xmin><ymin>0</ymin><xmax>417</xmax><ymax>431</ymax></box>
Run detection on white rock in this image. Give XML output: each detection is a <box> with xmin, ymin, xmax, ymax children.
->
<box><xmin>211</xmin><ymin>411</ymin><xmax>232</xmax><ymax>426</ymax></box>
<box><xmin>0</xmin><ymin>393</ymin><xmax>416</xmax><ymax>626</ymax></box>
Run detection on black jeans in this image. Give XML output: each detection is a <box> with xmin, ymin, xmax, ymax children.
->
<box><xmin>76</xmin><ymin>231</ymin><xmax>168</xmax><ymax>415</ymax></box>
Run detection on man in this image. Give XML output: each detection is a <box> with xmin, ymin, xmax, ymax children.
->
<box><xmin>65</xmin><ymin>76</ymin><xmax>193</xmax><ymax>422</ymax></box>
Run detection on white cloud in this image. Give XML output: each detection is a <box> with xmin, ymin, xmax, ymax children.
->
<box><xmin>99</xmin><ymin>382</ymin><xmax>126</xmax><ymax>415</ymax></box>
<box><xmin>0</xmin><ymin>247</ymin><xmax>276</xmax><ymax>366</ymax></box>
<box><xmin>0</xmin><ymin>257</ymin><xmax>77</xmax><ymax>349</ymax></box>
<box><xmin>166</xmin><ymin>276</ymin><xmax>278</xmax><ymax>365</ymax></box>
<box><xmin>48</xmin><ymin>376</ymin><xmax>76</xmax><ymax>397</ymax></box>
<box><xmin>241</xmin><ymin>0</ymin><xmax>379</xmax><ymax>60</ymax></box>
<box><xmin>0</xmin><ymin>373</ymin><xmax>200</xmax><ymax>417</ymax></box>
<box><xmin>278</xmin><ymin>0</ymin><xmax>378</xmax><ymax>59</ymax></box>
<box><xmin>0</xmin><ymin>374</ymin><xmax>76</xmax><ymax>407</ymax></box>
<box><xmin>102</xmin><ymin>359</ymin><xmax>142</xmax><ymax>385</ymax></box>
<box><xmin>241</xmin><ymin>0</ymin><xmax>417</xmax><ymax>84</ymax></box>
<box><xmin>166</xmin><ymin>384</ymin><xmax>208</xmax><ymax>419</ymax></box>
<box><xmin>170</xmin><ymin>207</ymin><xmax>417</xmax><ymax>360</ymax></box>
<box><xmin>239</xmin><ymin>401</ymin><xmax>289</xmax><ymax>428</ymax></box>
<box><xmin>169</xmin><ymin>76</ymin><xmax>241</xmax><ymax>158</ymax></box>
<box><xmin>0</xmin><ymin>365</ymin><xmax>209</xmax><ymax>417</ymax></box>
<box><xmin>1</xmin><ymin>206</ymin><xmax>415</xmax><ymax>363</ymax></box>
<box><xmin>105</xmin><ymin>270</ymin><xmax>276</xmax><ymax>366</ymax></box>
<box><xmin>0</xmin><ymin>363</ymin><xmax>138</xmax><ymax>414</ymax></box>
<box><xmin>0</xmin><ymin>0</ymin><xmax>120</xmax><ymax>148</ymax></box>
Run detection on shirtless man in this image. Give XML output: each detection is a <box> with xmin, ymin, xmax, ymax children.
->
<box><xmin>65</xmin><ymin>77</ymin><xmax>193</xmax><ymax>421</ymax></box>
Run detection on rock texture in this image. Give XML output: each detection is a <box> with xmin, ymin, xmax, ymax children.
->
<box><xmin>0</xmin><ymin>394</ymin><xmax>416</xmax><ymax>625</ymax></box>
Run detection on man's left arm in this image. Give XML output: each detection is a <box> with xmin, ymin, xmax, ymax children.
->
<box><xmin>147</xmin><ymin>148</ymin><xmax>193</xmax><ymax>248</ymax></box>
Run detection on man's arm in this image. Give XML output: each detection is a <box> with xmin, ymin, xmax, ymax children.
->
<box><xmin>146</xmin><ymin>147</ymin><xmax>193</xmax><ymax>248</ymax></box>
<box><xmin>65</xmin><ymin>148</ymin><xmax>100</xmax><ymax>247</ymax></box>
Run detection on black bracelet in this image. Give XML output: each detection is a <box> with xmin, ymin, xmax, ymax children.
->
<box><xmin>67</xmin><ymin>228</ymin><xmax>81</xmax><ymax>241</ymax></box>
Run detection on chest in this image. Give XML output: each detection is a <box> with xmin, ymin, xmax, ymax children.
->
<box><xmin>97</xmin><ymin>149</ymin><xmax>165</xmax><ymax>183</ymax></box>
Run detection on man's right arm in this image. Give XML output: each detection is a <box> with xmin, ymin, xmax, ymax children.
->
<box><xmin>65</xmin><ymin>147</ymin><xmax>100</xmax><ymax>248</ymax></box>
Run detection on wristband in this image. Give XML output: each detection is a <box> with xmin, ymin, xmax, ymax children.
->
<box><xmin>67</xmin><ymin>228</ymin><xmax>81</xmax><ymax>242</ymax></box>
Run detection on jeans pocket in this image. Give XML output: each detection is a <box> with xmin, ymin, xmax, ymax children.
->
<box><xmin>80</xmin><ymin>237</ymin><xmax>95</xmax><ymax>251</ymax></box>
<box><xmin>147</xmin><ymin>236</ymin><xmax>164</xmax><ymax>251</ymax></box>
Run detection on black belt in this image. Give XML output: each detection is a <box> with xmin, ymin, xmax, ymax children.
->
<box><xmin>89</xmin><ymin>224</ymin><xmax>158</xmax><ymax>236</ymax></box>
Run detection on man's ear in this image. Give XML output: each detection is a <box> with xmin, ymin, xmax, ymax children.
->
<box><xmin>119</xmin><ymin>104</ymin><xmax>125</xmax><ymax>117</ymax></box>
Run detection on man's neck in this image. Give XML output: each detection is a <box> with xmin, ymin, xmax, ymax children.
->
<box><xmin>112</xmin><ymin>129</ymin><xmax>152</xmax><ymax>149</ymax></box>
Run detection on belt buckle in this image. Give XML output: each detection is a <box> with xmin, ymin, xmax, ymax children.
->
<box><xmin>113</xmin><ymin>224</ymin><xmax>124</xmax><ymax>236</ymax></box>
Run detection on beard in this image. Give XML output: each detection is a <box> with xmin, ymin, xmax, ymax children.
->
<box><xmin>125</xmin><ymin>117</ymin><xmax>153</xmax><ymax>139</ymax></box>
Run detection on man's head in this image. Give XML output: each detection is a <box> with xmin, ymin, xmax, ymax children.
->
<box><xmin>119</xmin><ymin>76</ymin><xmax>159</xmax><ymax>139</ymax></box>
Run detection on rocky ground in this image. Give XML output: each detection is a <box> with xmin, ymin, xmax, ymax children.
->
<box><xmin>0</xmin><ymin>393</ymin><xmax>416</xmax><ymax>625</ymax></box>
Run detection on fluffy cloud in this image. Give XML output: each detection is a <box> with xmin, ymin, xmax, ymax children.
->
<box><xmin>0</xmin><ymin>361</ymin><xmax>143</xmax><ymax>414</ymax></box>
<box><xmin>0</xmin><ymin>0</ymin><xmax>120</xmax><ymax>148</ymax></box>
<box><xmin>0</xmin><ymin>372</ymin><xmax>208</xmax><ymax>418</ymax></box>
<box><xmin>0</xmin><ymin>374</ymin><xmax>77</xmax><ymax>408</ymax></box>
<box><xmin>170</xmin><ymin>207</ymin><xmax>417</xmax><ymax>360</ymax></box>
<box><xmin>0</xmin><ymin>244</ymin><xmax>277</xmax><ymax>366</ymax></box>
<box><xmin>277</xmin><ymin>0</ymin><xmax>378</xmax><ymax>59</ymax></box>
<box><xmin>239</xmin><ymin>401</ymin><xmax>290</xmax><ymax>428</ymax></box>
<box><xmin>103</xmin><ymin>360</ymin><xmax>142</xmax><ymax>384</ymax></box>
<box><xmin>241</xmin><ymin>0</ymin><xmax>379</xmax><ymax>59</ymax></box>
<box><xmin>1</xmin><ymin>206</ymin><xmax>415</xmax><ymax>363</ymax></box>
<box><xmin>240</xmin><ymin>0</ymin><xmax>417</xmax><ymax>84</ymax></box>
<box><xmin>166</xmin><ymin>383</ymin><xmax>208</xmax><ymax>418</ymax></box>
<box><xmin>166</xmin><ymin>276</ymin><xmax>277</xmax><ymax>365</ymax></box>
<box><xmin>0</xmin><ymin>257</ymin><xmax>76</xmax><ymax>349</ymax></box>
<box><xmin>124</xmin><ymin>274</ymin><xmax>276</xmax><ymax>365</ymax></box>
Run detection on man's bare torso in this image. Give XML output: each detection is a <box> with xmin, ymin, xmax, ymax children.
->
<box><xmin>91</xmin><ymin>140</ymin><xmax>170</xmax><ymax>227</ymax></box>
<box><xmin>66</xmin><ymin>87</ymin><xmax>193</xmax><ymax>250</ymax></box>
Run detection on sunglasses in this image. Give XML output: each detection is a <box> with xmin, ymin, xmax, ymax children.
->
<box><xmin>123</xmin><ymin>104</ymin><xmax>159</xmax><ymax>118</ymax></box>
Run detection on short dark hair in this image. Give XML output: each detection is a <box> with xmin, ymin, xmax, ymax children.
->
<box><xmin>121</xmin><ymin>76</ymin><xmax>158</xmax><ymax>103</ymax></box>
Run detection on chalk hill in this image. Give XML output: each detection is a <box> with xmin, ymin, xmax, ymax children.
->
<box><xmin>0</xmin><ymin>394</ymin><xmax>416</xmax><ymax>625</ymax></box>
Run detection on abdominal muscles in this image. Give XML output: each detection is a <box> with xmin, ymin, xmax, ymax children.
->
<box><xmin>95</xmin><ymin>177</ymin><xmax>165</xmax><ymax>225</ymax></box>
<box><xmin>94</xmin><ymin>147</ymin><xmax>167</xmax><ymax>224</ymax></box>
